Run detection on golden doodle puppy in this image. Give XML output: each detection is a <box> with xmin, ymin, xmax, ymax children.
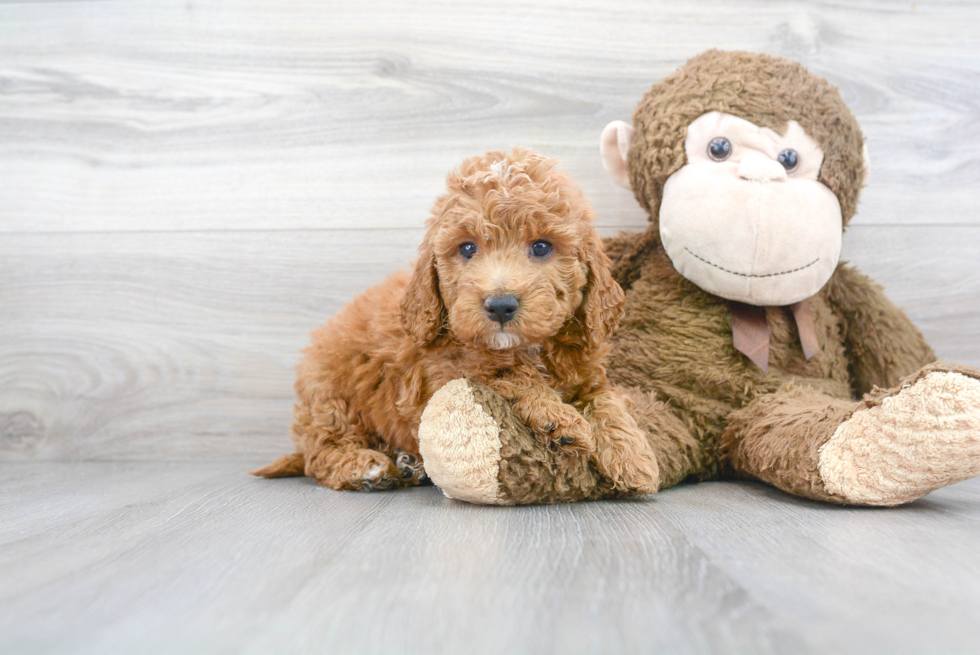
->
<box><xmin>254</xmin><ymin>148</ymin><xmax>658</xmax><ymax>493</ymax></box>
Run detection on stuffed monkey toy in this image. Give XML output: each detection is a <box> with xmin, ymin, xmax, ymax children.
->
<box><xmin>417</xmin><ymin>50</ymin><xmax>980</xmax><ymax>506</ymax></box>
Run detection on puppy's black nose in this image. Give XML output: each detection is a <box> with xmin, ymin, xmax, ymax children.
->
<box><xmin>485</xmin><ymin>295</ymin><xmax>519</xmax><ymax>325</ymax></box>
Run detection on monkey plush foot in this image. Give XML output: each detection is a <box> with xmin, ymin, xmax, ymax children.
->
<box><xmin>418</xmin><ymin>379</ymin><xmax>625</xmax><ymax>505</ymax></box>
<box><xmin>818</xmin><ymin>364</ymin><xmax>980</xmax><ymax>506</ymax></box>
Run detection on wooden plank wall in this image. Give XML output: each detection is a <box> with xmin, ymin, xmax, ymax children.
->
<box><xmin>1</xmin><ymin>0</ymin><xmax>978</xmax><ymax>461</ymax></box>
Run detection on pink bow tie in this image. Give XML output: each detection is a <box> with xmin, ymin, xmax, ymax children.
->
<box><xmin>729</xmin><ymin>300</ymin><xmax>820</xmax><ymax>373</ymax></box>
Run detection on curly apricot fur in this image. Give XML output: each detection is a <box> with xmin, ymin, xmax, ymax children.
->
<box><xmin>253</xmin><ymin>148</ymin><xmax>659</xmax><ymax>494</ymax></box>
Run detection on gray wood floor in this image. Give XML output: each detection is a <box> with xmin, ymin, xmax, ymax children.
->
<box><xmin>2</xmin><ymin>0</ymin><xmax>980</xmax><ymax>653</ymax></box>
<box><xmin>2</xmin><ymin>463</ymin><xmax>980</xmax><ymax>655</ymax></box>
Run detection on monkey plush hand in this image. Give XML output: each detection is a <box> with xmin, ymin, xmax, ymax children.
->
<box><xmin>417</xmin><ymin>50</ymin><xmax>980</xmax><ymax>506</ymax></box>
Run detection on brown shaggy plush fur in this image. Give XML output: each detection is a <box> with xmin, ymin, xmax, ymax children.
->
<box><xmin>468</xmin><ymin>382</ymin><xmax>617</xmax><ymax>504</ymax></box>
<box><xmin>591</xmin><ymin>51</ymin><xmax>941</xmax><ymax>499</ymax></box>
<box><xmin>254</xmin><ymin>148</ymin><xmax>658</xmax><ymax>493</ymax></box>
<box><xmin>427</xmin><ymin>51</ymin><xmax>980</xmax><ymax>507</ymax></box>
<box><xmin>628</xmin><ymin>49</ymin><xmax>866</xmax><ymax>232</ymax></box>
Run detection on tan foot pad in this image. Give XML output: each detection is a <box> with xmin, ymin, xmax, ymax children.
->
<box><xmin>819</xmin><ymin>371</ymin><xmax>980</xmax><ymax>506</ymax></box>
<box><xmin>418</xmin><ymin>379</ymin><xmax>505</xmax><ymax>505</ymax></box>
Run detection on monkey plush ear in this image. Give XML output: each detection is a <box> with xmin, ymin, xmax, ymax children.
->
<box><xmin>600</xmin><ymin>120</ymin><xmax>634</xmax><ymax>189</ymax></box>
<box><xmin>859</xmin><ymin>142</ymin><xmax>871</xmax><ymax>189</ymax></box>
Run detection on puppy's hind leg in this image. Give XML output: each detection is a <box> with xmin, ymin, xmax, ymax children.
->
<box><xmin>251</xmin><ymin>453</ymin><xmax>305</xmax><ymax>478</ymax></box>
<box><xmin>295</xmin><ymin>397</ymin><xmax>400</xmax><ymax>492</ymax></box>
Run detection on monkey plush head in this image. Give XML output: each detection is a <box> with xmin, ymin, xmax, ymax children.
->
<box><xmin>601</xmin><ymin>50</ymin><xmax>869</xmax><ymax>306</ymax></box>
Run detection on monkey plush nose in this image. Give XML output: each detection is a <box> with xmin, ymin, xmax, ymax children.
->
<box><xmin>738</xmin><ymin>150</ymin><xmax>787</xmax><ymax>182</ymax></box>
<box><xmin>485</xmin><ymin>295</ymin><xmax>519</xmax><ymax>325</ymax></box>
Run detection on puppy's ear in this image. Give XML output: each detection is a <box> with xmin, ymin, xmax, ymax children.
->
<box><xmin>401</xmin><ymin>238</ymin><xmax>446</xmax><ymax>346</ymax></box>
<box><xmin>574</xmin><ymin>231</ymin><xmax>626</xmax><ymax>352</ymax></box>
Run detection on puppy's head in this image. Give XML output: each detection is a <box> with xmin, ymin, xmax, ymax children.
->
<box><xmin>401</xmin><ymin>148</ymin><xmax>624</xmax><ymax>353</ymax></box>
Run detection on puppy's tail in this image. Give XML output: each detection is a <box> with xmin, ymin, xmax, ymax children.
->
<box><xmin>251</xmin><ymin>452</ymin><xmax>306</xmax><ymax>478</ymax></box>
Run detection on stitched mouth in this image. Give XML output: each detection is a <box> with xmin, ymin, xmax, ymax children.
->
<box><xmin>684</xmin><ymin>248</ymin><xmax>819</xmax><ymax>278</ymax></box>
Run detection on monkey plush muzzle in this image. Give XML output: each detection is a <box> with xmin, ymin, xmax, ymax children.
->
<box><xmin>658</xmin><ymin>111</ymin><xmax>843</xmax><ymax>306</ymax></box>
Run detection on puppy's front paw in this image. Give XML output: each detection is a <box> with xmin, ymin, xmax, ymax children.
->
<box><xmin>394</xmin><ymin>449</ymin><xmax>429</xmax><ymax>486</ymax></box>
<box><xmin>531</xmin><ymin>404</ymin><xmax>594</xmax><ymax>453</ymax></box>
<box><xmin>593</xmin><ymin>427</ymin><xmax>660</xmax><ymax>494</ymax></box>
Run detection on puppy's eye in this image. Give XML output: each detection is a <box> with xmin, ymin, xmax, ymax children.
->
<box><xmin>777</xmin><ymin>148</ymin><xmax>799</xmax><ymax>172</ymax></box>
<box><xmin>708</xmin><ymin>137</ymin><xmax>732</xmax><ymax>162</ymax></box>
<box><xmin>530</xmin><ymin>240</ymin><xmax>553</xmax><ymax>258</ymax></box>
<box><xmin>458</xmin><ymin>242</ymin><xmax>478</xmax><ymax>260</ymax></box>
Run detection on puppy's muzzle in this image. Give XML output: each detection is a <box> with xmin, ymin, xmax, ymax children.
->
<box><xmin>484</xmin><ymin>295</ymin><xmax>519</xmax><ymax>325</ymax></box>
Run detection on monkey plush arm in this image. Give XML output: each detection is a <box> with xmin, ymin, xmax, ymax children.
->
<box><xmin>477</xmin><ymin>365</ymin><xmax>594</xmax><ymax>453</ymax></box>
<box><xmin>825</xmin><ymin>263</ymin><xmax>936</xmax><ymax>397</ymax></box>
<box><xmin>602</xmin><ymin>232</ymin><xmax>639</xmax><ymax>270</ymax></box>
<box><xmin>602</xmin><ymin>227</ymin><xmax>660</xmax><ymax>291</ymax></box>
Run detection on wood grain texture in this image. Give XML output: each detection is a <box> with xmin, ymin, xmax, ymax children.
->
<box><xmin>0</xmin><ymin>0</ymin><xmax>978</xmax><ymax>462</ymax></box>
<box><xmin>0</xmin><ymin>0</ymin><xmax>979</xmax><ymax>235</ymax></box>
<box><xmin>1</xmin><ymin>462</ymin><xmax>979</xmax><ymax>654</ymax></box>
<box><xmin>2</xmin><ymin>3</ymin><xmax>979</xmax><ymax>651</ymax></box>
<box><xmin>1</xmin><ymin>226</ymin><xmax>977</xmax><ymax>461</ymax></box>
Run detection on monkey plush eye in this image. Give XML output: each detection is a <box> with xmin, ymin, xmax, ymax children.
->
<box><xmin>708</xmin><ymin>137</ymin><xmax>732</xmax><ymax>161</ymax></box>
<box><xmin>530</xmin><ymin>240</ymin><xmax>553</xmax><ymax>258</ymax></box>
<box><xmin>777</xmin><ymin>149</ymin><xmax>799</xmax><ymax>172</ymax></box>
<box><xmin>458</xmin><ymin>242</ymin><xmax>478</xmax><ymax>260</ymax></box>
